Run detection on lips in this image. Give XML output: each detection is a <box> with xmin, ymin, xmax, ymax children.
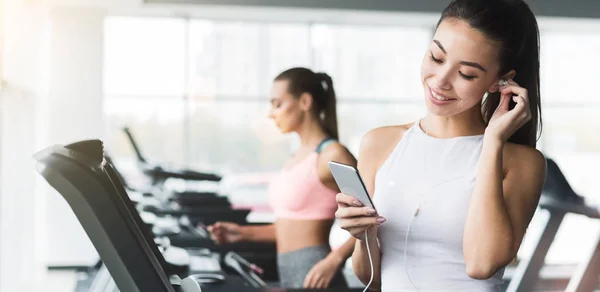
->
<box><xmin>427</xmin><ymin>85</ymin><xmax>456</xmax><ymax>105</ymax></box>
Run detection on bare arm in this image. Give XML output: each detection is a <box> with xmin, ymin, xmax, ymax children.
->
<box><xmin>349</xmin><ymin>132</ymin><xmax>383</xmax><ymax>290</ymax></box>
<box><xmin>463</xmin><ymin>138</ymin><xmax>545</xmax><ymax>279</ymax></box>
<box><xmin>327</xmin><ymin>237</ymin><xmax>356</xmax><ymax>267</ymax></box>
<box><xmin>463</xmin><ymin>80</ymin><xmax>547</xmax><ymax>279</ymax></box>
<box><xmin>209</xmin><ymin>222</ymin><xmax>276</xmax><ymax>244</ymax></box>
<box><xmin>316</xmin><ymin>141</ymin><xmax>359</xmax><ymax>265</ymax></box>
<box><xmin>302</xmin><ymin>143</ymin><xmax>360</xmax><ymax>288</ymax></box>
<box><xmin>242</xmin><ymin>224</ymin><xmax>276</xmax><ymax>243</ymax></box>
<box><xmin>339</xmin><ymin>126</ymin><xmax>405</xmax><ymax>290</ymax></box>
<box><xmin>352</xmin><ymin>229</ymin><xmax>382</xmax><ymax>290</ymax></box>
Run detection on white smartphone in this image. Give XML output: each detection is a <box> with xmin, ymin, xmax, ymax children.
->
<box><xmin>328</xmin><ymin>161</ymin><xmax>375</xmax><ymax>210</ymax></box>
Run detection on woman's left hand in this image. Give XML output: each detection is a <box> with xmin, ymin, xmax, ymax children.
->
<box><xmin>303</xmin><ymin>255</ymin><xmax>343</xmax><ymax>288</ymax></box>
<box><xmin>485</xmin><ymin>79</ymin><xmax>532</xmax><ymax>143</ymax></box>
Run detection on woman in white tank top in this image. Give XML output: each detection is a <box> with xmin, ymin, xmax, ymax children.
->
<box><xmin>335</xmin><ymin>1</ymin><xmax>547</xmax><ymax>291</ymax></box>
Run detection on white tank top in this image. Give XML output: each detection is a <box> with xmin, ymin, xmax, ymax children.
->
<box><xmin>372</xmin><ymin>121</ymin><xmax>505</xmax><ymax>292</ymax></box>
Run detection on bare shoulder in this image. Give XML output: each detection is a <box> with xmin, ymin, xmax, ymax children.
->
<box><xmin>316</xmin><ymin>141</ymin><xmax>357</xmax><ymax>191</ymax></box>
<box><xmin>501</xmin><ymin>142</ymin><xmax>547</xmax><ymax>205</ymax></box>
<box><xmin>503</xmin><ymin>143</ymin><xmax>547</xmax><ymax>176</ymax></box>
<box><xmin>500</xmin><ymin>143</ymin><xmax>547</xmax><ymax>254</ymax></box>
<box><xmin>359</xmin><ymin>124</ymin><xmax>412</xmax><ymax>165</ymax></box>
<box><xmin>357</xmin><ymin>123</ymin><xmax>413</xmax><ymax>194</ymax></box>
<box><xmin>318</xmin><ymin>142</ymin><xmax>356</xmax><ymax>167</ymax></box>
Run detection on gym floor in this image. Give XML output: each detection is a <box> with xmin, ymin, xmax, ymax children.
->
<box><xmin>46</xmin><ymin>267</ymin><xmax>600</xmax><ymax>292</ymax></box>
<box><xmin>46</xmin><ymin>271</ymin><xmax>76</xmax><ymax>292</ymax></box>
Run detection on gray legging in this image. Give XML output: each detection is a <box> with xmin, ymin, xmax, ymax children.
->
<box><xmin>277</xmin><ymin>245</ymin><xmax>348</xmax><ymax>288</ymax></box>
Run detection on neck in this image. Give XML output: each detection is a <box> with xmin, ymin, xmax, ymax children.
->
<box><xmin>295</xmin><ymin>117</ymin><xmax>328</xmax><ymax>150</ymax></box>
<box><xmin>422</xmin><ymin>106</ymin><xmax>486</xmax><ymax>138</ymax></box>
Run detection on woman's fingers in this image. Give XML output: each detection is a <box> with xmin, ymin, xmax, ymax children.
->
<box><xmin>335</xmin><ymin>206</ymin><xmax>376</xmax><ymax>219</ymax></box>
<box><xmin>339</xmin><ymin>216</ymin><xmax>385</xmax><ymax>230</ymax></box>
<box><xmin>336</xmin><ymin>193</ymin><xmax>364</xmax><ymax>207</ymax></box>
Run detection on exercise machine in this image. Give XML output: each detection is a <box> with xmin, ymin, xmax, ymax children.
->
<box><xmin>35</xmin><ymin>139</ymin><xmax>358</xmax><ymax>291</ymax></box>
<box><xmin>35</xmin><ymin>140</ymin><xmax>203</xmax><ymax>292</ymax></box>
<box><xmin>122</xmin><ymin>127</ymin><xmax>222</xmax><ymax>187</ymax></box>
<box><xmin>506</xmin><ymin>157</ymin><xmax>600</xmax><ymax>292</ymax></box>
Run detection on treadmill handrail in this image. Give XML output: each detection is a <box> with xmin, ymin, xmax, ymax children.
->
<box><xmin>543</xmin><ymin>158</ymin><xmax>579</xmax><ymax>200</ymax></box>
<box><xmin>122</xmin><ymin>127</ymin><xmax>223</xmax><ymax>183</ymax></box>
<box><xmin>122</xmin><ymin>127</ymin><xmax>147</xmax><ymax>163</ymax></box>
<box><xmin>34</xmin><ymin>140</ymin><xmax>177</xmax><ymax>292</ymax></box>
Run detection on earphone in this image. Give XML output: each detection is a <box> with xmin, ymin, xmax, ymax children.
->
<box><xmin>404</xmin><ymin>208</ymin><xmax>420</xmax><ymax>291</ymax></box>
<box><xmin>401</xmin><ymin>119</ymin><xmax>483</xmax><ymax>291</ymax></box>
<box><xmin>403</xmin><ymin>119</ymin><xmax>465</xmax><ymax>291</ymax></box>
<box><xmin>499</xmin><ymin>79</ymin><xmax>508</xmax><ymax>87</ymax></box>
<box><xmin>357</xmin><ymin>120</ymin><xmax>428</xmax><ymax>292</ymax></box>
<box><xmin>403</xmin><ymin>119</ymin><xmax>430</xmax><ymax>292</ymax></box>
<box><xmin>365</xmin><ymin>118</ymin><xmax>480</xmax><ymax>292</ymax></box>
<box><xmin>363</xmin><ymin>230</ymin><xmax>374</xmax><ymax>292</ymax></box>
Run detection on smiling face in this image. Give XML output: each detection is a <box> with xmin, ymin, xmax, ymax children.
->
<box><xmin>421</xmin><ymin>18</ymin><xmax>507</xmax><ymax>117</ymax></box>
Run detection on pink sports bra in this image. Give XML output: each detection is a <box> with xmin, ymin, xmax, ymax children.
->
<box><xmin>268</xmin><ymin>140</ymin><xmax>339</xmax><ymax>220</ymax></box>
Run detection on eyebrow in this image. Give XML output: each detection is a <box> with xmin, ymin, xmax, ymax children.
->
<box><xmin>433</xmin><ymin>40</ymin><xmax>487</xmax><ymax>72</ymax></box>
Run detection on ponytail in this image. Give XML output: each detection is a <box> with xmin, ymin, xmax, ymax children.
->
<box><xmin>316</xmin><ymin>73</ymin><xmax>339</xmax><ymax>140</ymax></box>
<box><xmin>507</xmin><ymin>1</ymin><xmax>541</xmax><ymax>147</ymax></box>
<box><xmin>274</xmin><ymin>68</ymin><xmax>339</xmax><ymax>140</ymax></box>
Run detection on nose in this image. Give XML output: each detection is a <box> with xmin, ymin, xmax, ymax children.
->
<box><xmin>268</xmin><ymin>108</ymin><xmax>275</xmax><ymax>120</ymax></box>
<box><xmin>435</xmin><ymin>66</ymin><xmax>453</xmax><ymax>91</ymax></box>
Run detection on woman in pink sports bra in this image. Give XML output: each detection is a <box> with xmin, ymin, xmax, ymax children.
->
<box><xmin>208</xmin><ymin>67</ymin><xmax>357</xmax><ymax>289</ymax></box>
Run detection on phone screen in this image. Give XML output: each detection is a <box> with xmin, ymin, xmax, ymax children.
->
<box><xmin>328</xmin><ymin>161</ymin><xmax>375</xmax><ymax>210</ymax></box>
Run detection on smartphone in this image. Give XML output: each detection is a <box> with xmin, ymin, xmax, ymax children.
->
<box><xmin>328</xmin><ymin>161</ymin><xmax>375</xmax><ymax>210</ymax></box>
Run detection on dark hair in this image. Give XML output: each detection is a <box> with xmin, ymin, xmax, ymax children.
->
<box><xmin>438</xmin><ymin>0</ymin><xmax>542</xmax><ymax>147</ymax></box>
<box><xmin>274</xmin><ymin>67</ymin><xmax>338</xmax><ymax>140</ymax></box>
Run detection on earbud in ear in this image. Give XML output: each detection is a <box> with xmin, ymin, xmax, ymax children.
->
<box><xmin>498</xmin><ymin>79</ymin><xmax>508</xmax><ymax>87</ymax></box>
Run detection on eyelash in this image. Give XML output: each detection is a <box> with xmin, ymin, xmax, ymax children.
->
<box><xmin>430</xmin><ymin>53</ymin><xmax>443</xmax><ymax>64</ymax></box>
<box><xmin>459</xmin><ymin>72</ymin><xmax>476</xmax><ymax>80</ymax></box>
<box><xmin>430</xmin><ymin>52</ymin><xmax>477</xmax><ymax>81</ymax></box>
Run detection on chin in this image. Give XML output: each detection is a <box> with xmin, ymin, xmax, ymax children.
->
<box><xmin>425</xmin><ymin>101</ymin><xmax>484</xmax><ymax>119</ymax></box>
<box><xmin>277</xmin><ymin>126</ymin><xmax>292</xmax><ymax>134</ymax></box>
<box><xmin>425</xmin><ymin>104</ymin><xmax>454</xmax><ymax>117</ymax></box>
<box><xmin>423</xmin><ymin>92</ymin><xmax>456</xmax><ymax>117</ymax></box>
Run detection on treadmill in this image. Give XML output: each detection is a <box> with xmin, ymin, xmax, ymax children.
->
<box><xmin>105</xmin><ymin>154</ymin><xmax>231</xmax><ymax>207</ymax></box>
<box><xmin>506</xmin><ymin>157</ymin><xmax>600</xmax><ymax>292</ymax></box>
<box><xmin>122</xmin><ymin>127</ymin><xmax>222</xmax><ymax>187</ymax></box>
<box><xmin>119</xmin><ymin>128</ymin><xmax>249</xmax><ymax>225</ymax></box>
<box><xmin>104</xmin><ymin>154</ymin><xmax>243</xmax><ymax>223</ymax></box>
<box><xmin>34</xmin><ymin>140</ymin><xmax>269</xmax><ymax>291</ymax></box>
<box><xmin>106</xmin><ymin>153</ymin><xmax>278</xmax><ymax>281</ymax></box>
<box><xmin>34</xmin><ymin>140</ymin><xmax>202</xmax><ymax>292</ymax></box>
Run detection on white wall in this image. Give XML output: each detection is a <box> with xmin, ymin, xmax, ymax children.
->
<box><xmin>0</xmin><ymin>1</ymin><xmax>106</xmax><ymax>290</ymax></box>
<box><xmin>1</xmin><ymin>1</ymin><xmax>51</xmax><ymax>291</ymax></box>
<box><xmin>43</xmin><ymin>6</ymin><xmax>106</xmax><ymax>268</ymax></box>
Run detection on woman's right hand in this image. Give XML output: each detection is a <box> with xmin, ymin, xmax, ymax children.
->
<box><xmin>335</xmin><ymin>193</ymin><xmax>386</xmax><ymax>241</ymax></box>
<box><xmin>207</xmin><ymin>222</ymin><xmax>244</xmax><ymax>244</ymax></box>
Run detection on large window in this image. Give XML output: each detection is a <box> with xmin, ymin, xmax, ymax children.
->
<box><xmin>103</xmin><ymin>17</ymin><xmax>431</xmax><ymax>174</ymax></box>
<box><xmin>104</xmin><ymin>17</ymin><xmax>187</xmax><ymax>179</ymax></box>
<box><xmin>104</xmin><ymin>16</ymin><xmax>600</xmax><ymax>266</ymax></box>
<box><xmin>185</xmin><ymin>20</ymin><xmax>313</xmax><ymax>173</ymax></box>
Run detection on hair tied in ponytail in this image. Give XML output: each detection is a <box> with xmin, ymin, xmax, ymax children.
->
<box><xmin>321</xmin><ymin>80</ymin><xmax>329</xmax><ymax>92</ymax></box>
